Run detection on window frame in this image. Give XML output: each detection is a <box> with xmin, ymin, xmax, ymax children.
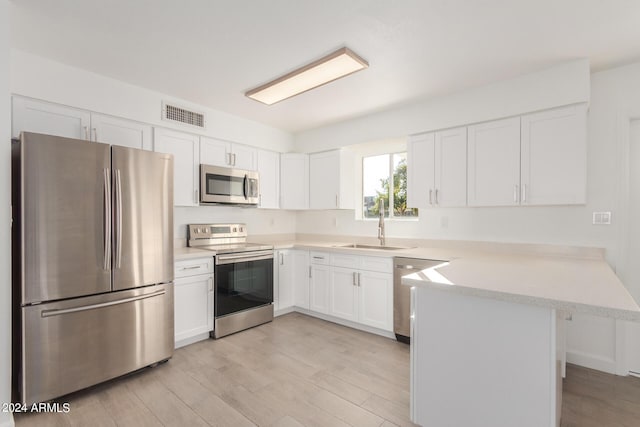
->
<box><xmin>361</xmin><ymin>150</ymin><xmax>418</xmax><ymax>221</ymax></box>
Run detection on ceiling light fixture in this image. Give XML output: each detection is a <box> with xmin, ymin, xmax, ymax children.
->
<box><xmin>245</xmin><ymin>47</ymin><xmax>369</xmax><ymax>105</ymax></box>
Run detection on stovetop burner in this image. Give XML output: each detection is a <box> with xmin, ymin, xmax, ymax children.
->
<box><xmin>187</xmin><ymin>223</ymin><xmax>272</xmax><ymax>254</ymax></box>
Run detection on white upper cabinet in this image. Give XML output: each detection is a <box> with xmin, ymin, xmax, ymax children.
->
<box><xmin>467</xmin><ymin>117</ymin><xmax>521</xmax><ymax>207</ymax></box>
<box><xmin>199</xmin><ymin>136</ymin><xmax>230</xmax><ymax>167</ymax></box>
<box><xmin>407</xmin><ymin>127</ymin><xmax>467</xmax><ymax>208</ymax></box>
<box><xmin>256</xmin><ymin>149</ymin><xmax>280</xmax><ymax>209</ymax></box>
<box><xmin>13</xmin><ymin>97</ymin><xmax>152</xmax><ymax>150</ymax></box>
<box><xmin>90</xmin><ymin>113</ymin><xmax>152</xmax><ymax>150</ymax></box>
<box><xmin>521</xmin><ymin>104</ymin><xmax>587</xmax><ymax>205</ymax></box>
<box><xmin>200</xmin><ymin>136</ymin><xmax>256</xmax><ymax>170</ymax></box>
<box><xmin>12</xmin><ymin>96</ymin><xmax>90</xmax><ymax>140</ymax></box>
<box><xmin>280</xmin><ymin>153</ymin><xmax>309</xmax><ymax>210</ymax></box>
<box><xmin>309</xmin><ymin>150</ymin><xmax>355</xmax><ymax>210</ymax></box>
<box><xmin>434</xmin><ymin>127</ymin><xmax>467</xmax><ymax>207</ymax></box>
<box><xmin>153</xmin><ymin>128</ymin><xmax>200</xmax><ymax>207</ymax></box>
<box><xmin>407</xmin><ymin>133</ymin><xmax>436</xmax><ymax>208</ymax></box>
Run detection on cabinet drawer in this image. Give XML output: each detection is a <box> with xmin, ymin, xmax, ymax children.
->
<box><xmin>330</xmin><ymin>253</ymin><xmax>359</xmax><ymax>269</ymax></box>
<box><xmin>175</xmin><ymin>257</ymin><xmax>214</xmax><ymax>278</ymax></box>
<box><xmin>359</xmin><ymin>256</ymin><xmax>393</xmax><ymax>273</ymax></box>
<box><xmin>310</xmin><ymin>251</ymin><xmax>331</xmax><ymax>265</ymax></box>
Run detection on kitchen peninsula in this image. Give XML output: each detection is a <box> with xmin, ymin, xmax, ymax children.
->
<box><xmin>403</xmin><ymin>253</ymin><xmax>640</xmax><ymax>427</ymax></box>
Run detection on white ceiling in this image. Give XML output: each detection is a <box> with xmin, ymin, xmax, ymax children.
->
<box><xmin>9</xmin><ymin>0</ymin><xmax>640</xmax><ymax>133</ymax></box>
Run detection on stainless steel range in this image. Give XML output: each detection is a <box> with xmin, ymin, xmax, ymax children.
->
<box><xmin>188</xmin><ymin>224</ymin><xmax>274</xmax><ymax>338</ymax></box>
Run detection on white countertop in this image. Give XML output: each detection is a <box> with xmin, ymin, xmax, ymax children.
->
<box><xmin>174</xmin><ymin>237</ymin><xmax>640</xmax><ymax>321</ymax></box>
<box><xmin>403</xmin><ymin>253</ymin><xmax>640</xmax><ymax>321</ymax></box>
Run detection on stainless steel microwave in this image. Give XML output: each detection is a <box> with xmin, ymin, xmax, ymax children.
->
<box><xmin>200</xmin><ymin>164</ymin><xmax>259</xmax><ymax>205</ymax></box>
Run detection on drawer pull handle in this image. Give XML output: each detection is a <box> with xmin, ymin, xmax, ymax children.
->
<box><xmin>180</xmin><ymin>266</ymin><xmax>201</xmax><ymax>270</ymax></box>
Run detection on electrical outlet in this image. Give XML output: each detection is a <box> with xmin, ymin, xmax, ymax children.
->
<box><xmin>592</xmin><ymin>212</ymin><xmax>612</xmax><ymax>225</ymax></box>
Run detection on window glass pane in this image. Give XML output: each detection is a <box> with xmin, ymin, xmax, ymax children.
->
<box><xmin>392</xmin><ymin>153</ymin><xmax>418</xmax><ymax>217</ymax></box>
<box><xmin>362</xmin><ymin>154</ymin><xmax>390</xmax><ymax>218</ymax></box>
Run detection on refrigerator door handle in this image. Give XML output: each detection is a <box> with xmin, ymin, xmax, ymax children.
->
<box><xmin>40</xmin><ymin>290</ymin><xmax>166</xmax><ymax>318</ymax></box>
<box><xmin>115</xmin><ymin>169</ymin><xmax>123</xmax><ymax>269</ymax></box>
<box><xmin>103</xmin><ymin>168</ymin><xmax>111</xmax><ymax>270</ymax></box>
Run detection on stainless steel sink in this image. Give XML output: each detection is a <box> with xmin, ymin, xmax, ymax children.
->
<box><xmin>333</xmin><ymin>243</ymin><xmax>411</xmax><ymax>251</ymax></box>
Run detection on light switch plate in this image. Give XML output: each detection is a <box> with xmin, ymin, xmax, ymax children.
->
<box><xmin>592</xmin><ymin>212</ymin><xmax>612</xmax><ymax>225</ymax></box>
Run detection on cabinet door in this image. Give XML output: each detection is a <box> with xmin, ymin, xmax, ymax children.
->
<box><xmin>200</xmin><ymin>136</ymin><xmax>231</xmax><ymax>167</ymax></box>
<box><xmin>434</xmin><ymin>127</ymin><xmax>467</xmax><ymax>207</ymax></box>
<box><xmin>91</xmin><ymin>113</ymin><xmax>152</xmax><ymax>150</ymax></box>
<box><xmin>12</xmin><ymin>96</ymin><xmax>90</xmax><ymax>140</ymax></box>
<box><xmin>329</xmin><ymin>267</ymin><xmax>359</xmax><ymax>322</ymax></box>
<box><xmin>358</xmin><ymin>271</ymin><xmax>393</xmax><ymax>331</ymax></box>
<box><xmin>467</xmin><ymin>117</ymin><xmax>521</xmax><ymax>207</ymax></box>
<box><xmin>310</xmin><ymin>151</ymin><xmax>340</xmax><ymax>209</ymax></box>
<box><xmin>280</xmin><ymin>153</ymin><xmax>309</xmax><ymax>210</ymax></box>
<box><xmin>174</xmin><ymin>273</ymin><xmax>213</xmax><ymax>345</ymax></box>
<box><xmin>257</xmin><ymin>149</ymin><xmax>280</xmax><ymax>209</ymax></box>
<box><xmin>292</xmin><ymin>250</ymin><xmax>310</xmax><ymax>309</ymax></box>
<box><xmin>309</xmin><ymin>264</ymin><xmax>331</xmax><ymax>314</ymax></box>
<box><xmin>521</xmin><ymin>104</ymin><xmax>587</xmax><ymax>205</ymax></box>
<box><xmin>154</xmin><ymin>128</ymin><xmax>199</xmax><ymax>206</ymax></box>
<box><xmin>231</xmin><ymin>143</ymin><xmax>257</xmax><ymax>171</ymax></box>
<box><xmin>277</xmin><ymin>250</ymin><xmax>295</xmax><ymax>310</ymax></box>
<box><xmin>407</xmin><ymin>133</ymin><xmax>436</xmax><ymax>208</ymax></box>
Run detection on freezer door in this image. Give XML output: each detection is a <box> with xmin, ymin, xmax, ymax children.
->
<box><xmin>19</xmin><ymin>132</ymin><xmax>112</xmax><ymax>304</ymax></box>
<box><xmin>112</xmin><ymin>146</ymin><xmax>174</xmax><ymax>290</ymax></box>
<box><xmin>20</xmin><ymin>283</ymin><xmax>174</xmax><ymax>405</ymax></box>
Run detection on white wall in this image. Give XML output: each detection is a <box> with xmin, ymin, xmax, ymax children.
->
<box><xmin>294</xmin><ymin>59</ymin><xmax>590</xmax><ymax>153</ymax></box>
<box><xmin>295</xmin><ymin>60</ymin><xmax>640</xmax><ymax>375</ymax></box>
<box><xmin>1</xmin><ymin>1</ymin><xmax>13</xmax><ymax>424</ymax></box>
<box><xmin>9</xmin><ymin>49</ymin><xmax>299</xmax><ymax>244</ymax></box>
<box><xmin>10</xmin><ymin>49</ymin><xmax>294</xmax><ymax>153</ymax></box>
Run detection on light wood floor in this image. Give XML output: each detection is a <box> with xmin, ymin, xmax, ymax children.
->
<box><xmin>13</xmin><ymin>312</ymin><xmax>640</xmax><ymax>427</ymax></box>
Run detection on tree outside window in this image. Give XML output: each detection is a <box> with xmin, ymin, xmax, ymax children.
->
<box><xmin>363</xmin><ymin>152</ymin><xmax>418</xmax><ymax>219</ymax></box>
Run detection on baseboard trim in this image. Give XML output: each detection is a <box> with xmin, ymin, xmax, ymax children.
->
<box><xmin>275</xmin><ymin>306</ymin><xmax>296</xmax><ymax>317</ymax></box>
<box><xmin>175</xmin><ymin>332</ymin><xmax>210</xmax><ymax>349</ymax></box>
<box><xmin>291</xmin><ymin>307</ymin><xmax>396</xmax><ymax>340</ymax></box>
<box><xmin>567</xmin><ymin>350</ymin><xmax>617</xmax><ymax>374</ymax></box>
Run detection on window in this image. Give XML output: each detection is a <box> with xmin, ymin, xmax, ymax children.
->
<box><xmin>362</xmin><ymin>152</ymin><xmax>418</xmax><ymax>219</ymax></box>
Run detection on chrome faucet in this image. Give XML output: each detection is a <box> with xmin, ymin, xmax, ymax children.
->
<box><xmin>377</xmin><ymin>198</ymin><xmax>386</xmax><ymax>246</ymax></box>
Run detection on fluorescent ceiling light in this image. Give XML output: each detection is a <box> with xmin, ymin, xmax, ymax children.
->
<box><xmin>245</xmin><ymin>47</ymin><xmax>369</xmax><ymax>105</ymax></box>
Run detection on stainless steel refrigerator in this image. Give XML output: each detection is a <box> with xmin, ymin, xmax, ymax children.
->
<box><xmin>11</xmin><ymin>132</ymin><xmax>175</xmax><ymax>405</ymax></box>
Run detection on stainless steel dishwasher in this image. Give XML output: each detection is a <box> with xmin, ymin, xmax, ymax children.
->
<box><xmin>394</xmin><ymin>257</ymin><xmax>447</xmax><ymax>343</ymax></box>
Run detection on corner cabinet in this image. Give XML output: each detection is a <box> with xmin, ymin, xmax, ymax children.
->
<box><xmin>257</xmin><ymin>149</ymin><xmax>280</xmax><ymax>209</ymax></box>
<box><xmin>174</xmin><ymin>257</ymin><xmax>214</xmax><ymax>348</ymax></box>
<box><xmin>280</xmin><ymin>153</ymin><xmax>309</xmax><ymax>210</ymax></box>
<box><xmin>153</xmin><ymin>128</ymin><xmax>200</xmax><ymax>206</ymax></box>
<box><xmin>407</xmin><ymin>127</ymin><xmax>467</xmax><ymax>208</ymax></box>
<box><xmin>309</xmin><ymin>150</ymin><xmax>355</xmax><ymax>209</ymax></box>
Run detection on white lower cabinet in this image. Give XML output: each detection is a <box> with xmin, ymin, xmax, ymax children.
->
<box><xmin>329</xmin><ymin>267</ymin><xmax>359</xmax><ymax>322</ymax></box>
<box><xmin>292</xmin><ymin>250</ymin><xmax>310</xmax><ymax>309</ymax></box>
<box><xmin>274</xmin><ymin>249</ymin><xmax>295</xmax><ymax>312</ymax></box>
<box><xmin>174</xmin><ymin>257</ymin><xmax>214</xmax><ymax>348</ymax></box>
<box><xmin>358</xmin><ymin>270</ymin><xmax>393</xmax><ymax>331</ymax></box>
<box><xmin>310</xmin><ymin>264</ymin><xmax>331</xmax><ymax>314</ymax></box>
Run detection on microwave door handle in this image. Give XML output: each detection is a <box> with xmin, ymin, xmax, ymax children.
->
<box><xmin>243</xmin><ymin>174</ymin><xmax>248</xmax><ymax>200</ymax></box>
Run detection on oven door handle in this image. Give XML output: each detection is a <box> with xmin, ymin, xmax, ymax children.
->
<box><xmin>216</xmin><ymin>250</ymin><xmax>274</xmax><ymax>265</ymax></box>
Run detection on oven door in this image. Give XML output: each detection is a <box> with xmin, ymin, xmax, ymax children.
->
<box><xmin>200</xmin><ymin>164</ymin><xmax>259</xmax><ymax>205</ymax></box>
<box><xmin>214</xmin><ymin>250</ymin><xmax>273</xmax><ymax>317</ymax></box>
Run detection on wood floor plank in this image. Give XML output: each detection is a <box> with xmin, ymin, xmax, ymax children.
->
<box><xmin>14</xmin><ymin>313</ymin><xmax>640</xmax><ymax>427</ymax></box>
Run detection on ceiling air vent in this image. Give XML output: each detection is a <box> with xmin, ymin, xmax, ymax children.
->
<box><xmin>162</xmin><ymin>102</ymin><xmax>205</xmax><ymax>128</ymax></box>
